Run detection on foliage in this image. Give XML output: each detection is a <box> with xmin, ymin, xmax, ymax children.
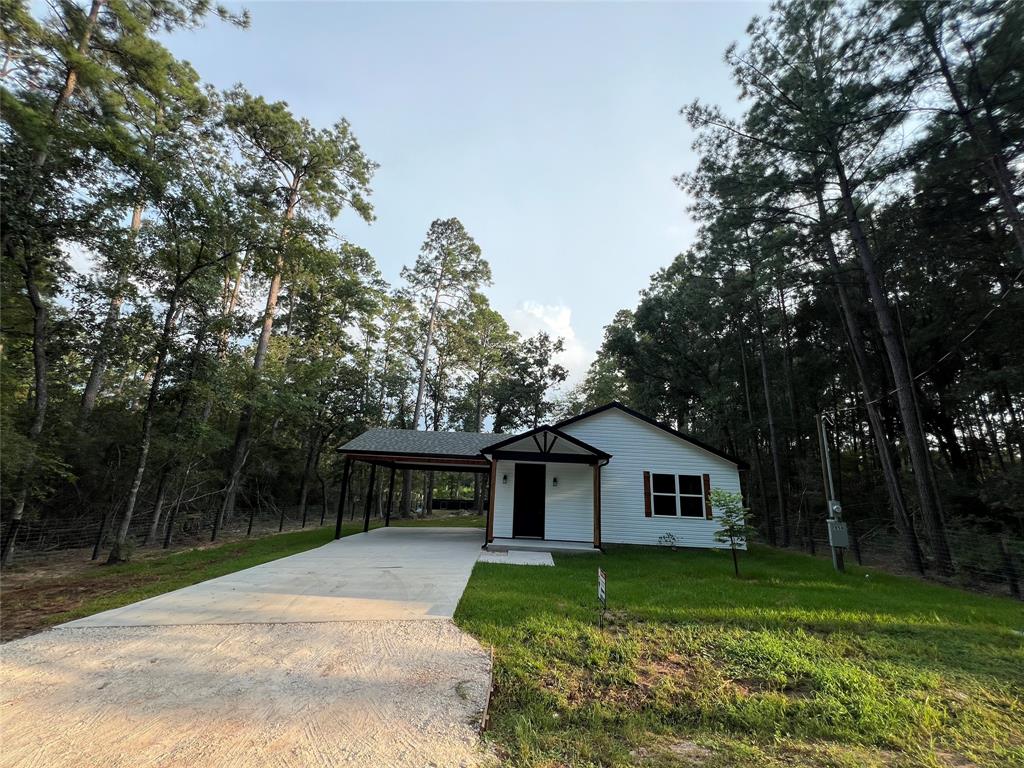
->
<box><xmin>0</xmin><ymin>3</ymin><xmax>570</xmax><ymax>563</ymax></box>
<box><xmin>711</xmin><ymin>489</ymin><xmax>755</xmax><ymax>576</ymax></box>
<box><xmin>578</xmin><ymin>0</ymin><xmax>1024</xmax><ymax>580</ymax></box>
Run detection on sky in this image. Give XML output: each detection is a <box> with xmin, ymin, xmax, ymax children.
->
<box><xmin>161</xmin><ymin>1</ymin><xmax>764</xmax><ymax>386</ymax></box>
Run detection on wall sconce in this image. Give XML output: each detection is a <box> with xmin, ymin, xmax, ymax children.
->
<box><xmin>502</xmin><ymin>474</ymin><xmax>508</xmax><ymax>485</ymax></box>
<box><xmin>552</xmin><ymin>477</ymin><xmax>559</xmax><ymax>487</ymax></box>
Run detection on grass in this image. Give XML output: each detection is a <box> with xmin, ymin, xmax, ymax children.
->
<box><xmin>454</xmin><ymin>544</ymin><xmax>1024</xmax><ymax>768</ymax></box>
<box><xmin>2</xmin><ymin>514</ymin><xmax>485</xmax><ymax>639</ymax></box>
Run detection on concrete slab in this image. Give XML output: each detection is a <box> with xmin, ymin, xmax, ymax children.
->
<box><xmin>1</xmin><ymin>621</ymin><xmax>493</xmax><ymax>768</ymax></box>
<box><xmin>63</xmin><ymin>526</ymin><xmax>485</xmax><ymax>627</ymax></box>
<box><xmin>478</xmin><ymin>550</ymin><xmax>554</xmax><ymax>566</ymax></box>
<box><xmin>487</xmin><ymin>537</ymin><xmax>598</xmax><ymax>553</ymax></box>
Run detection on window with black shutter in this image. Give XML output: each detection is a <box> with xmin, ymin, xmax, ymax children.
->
<box><xmin>646</xmin><ymin>472</ymin><xmax>707</xmax><ymax>518</ymax></box>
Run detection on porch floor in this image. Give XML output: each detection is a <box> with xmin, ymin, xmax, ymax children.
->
<box><xmin>486</xmin><ymin>538</ymin><xmax>599</xmax><ymax>554</ymax></box>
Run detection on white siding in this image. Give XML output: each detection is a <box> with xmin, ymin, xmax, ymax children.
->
<box><xmin>492</xmin><ymin>459</ymin><xmax>593</xmax><ymax>543</ymax></box>
<box><xmin>492</xmin><ymin>460</ymin><xmax>516</xmax><ymax>538</ymax></box>
<box><xmin>545</xmin><ymin>464</ymin><xmax>593</xmax><ymax>541</ymax></box>
<box><xmin>561</xmin><ymin>408</ymin><xmax>743</xmax><ymax>548</ymax></box>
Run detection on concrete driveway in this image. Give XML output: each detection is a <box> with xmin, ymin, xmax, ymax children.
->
<box><xmin>1</xmin><ymin>527</ymin><xmax>494</xmax><ymax>768</ymax></box>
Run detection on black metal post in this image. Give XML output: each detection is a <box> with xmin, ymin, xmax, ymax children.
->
<box><xmin>384</xmin><ymin>466</ymin><xmax>396</xmax><ymax>527</ymax></box>
<box><xmin>334</xmin><ymin>457</ymin><xmax>353</xmax><ymax>540</ymax></box>
<box><xmin>362</xmin><ymin>463</ymin><xmax>378</xmax><ymax>533</ymax></box>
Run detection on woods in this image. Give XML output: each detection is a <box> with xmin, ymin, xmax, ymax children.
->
<box><xmin>566</xmin><ymin>0</ymin><xmax>1023</xmax><ymax>585</ymax></box>
<box><xmin>2</xmin><ymin>0</ymin><xmax>1022</xmax><ymax>591</ymax></box>
<box><xmin>0</xmin><ymin>0</ymin><xmax>568</xmax><ymax>564</ymax></box>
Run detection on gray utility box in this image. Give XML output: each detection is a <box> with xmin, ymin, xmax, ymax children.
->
<box><xmin>827</xmin><ymin>519</ymin><xmax>849</xmax><ymax>548</ymax></box>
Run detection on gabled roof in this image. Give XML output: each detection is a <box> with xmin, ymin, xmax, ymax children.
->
<box><xmin>480</xmin><ymin>424</ymin><xmax>611</xmax><ymax>459</ymax></box>
<box><xmin>338</xmin><ymin>428</ymin><xmax>496</xmax><ymax>459</ymax></box>
<box><xmin>554</xmin><ymin>401</ymin><xmax>749</xmax><ymax>469</ymax></box>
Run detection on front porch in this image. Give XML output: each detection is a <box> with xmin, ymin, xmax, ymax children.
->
<box><xmin>481</xmin><ymin>425</ymin><xmax>612</xmax><ymax>550</ymax></box>
<box><xmin>485</xmin><ymin>537</ymin><xmax>599</xmax><ymax>554</ymax></box>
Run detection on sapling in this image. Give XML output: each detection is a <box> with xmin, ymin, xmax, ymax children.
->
<box><xmin>711</xmin><ymin>489</ymin><xmax>755</xmax><ymax>577</ymax></box>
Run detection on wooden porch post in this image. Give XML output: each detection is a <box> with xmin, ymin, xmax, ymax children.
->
<box><xmin>593</xmin><ymin>461</ymin><xmax>603</xmax><ymax>549</ymax></box>
<box><xmin>384</xmin><ymin>466</ymin><xmax>396</xmax><ymax>527</ymax></box>
<box><xmin>334</xmin><ymin>457</ymin><xmax>353</xmax><ymax>540</ymax></box>
<box><xmin>485</xmin><ymin>459</ymin><xmax>496</xmax><ymax>544</ymax></box>
<box><xmin>362</xmin><ymin>463</ymin><xmax>378</xmax><ymax>533</ymax></box>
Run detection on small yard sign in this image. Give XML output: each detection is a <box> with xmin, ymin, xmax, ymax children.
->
<box><xmin>597</xmin><ymin>567</ymin><xmax>607</xmax><ymax>608</ymax></box>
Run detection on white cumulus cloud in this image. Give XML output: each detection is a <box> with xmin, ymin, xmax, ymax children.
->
<box><xmin>508</xmin><ymin>301</ymin><xmax>592</xmax><ymax>389</ymax></box>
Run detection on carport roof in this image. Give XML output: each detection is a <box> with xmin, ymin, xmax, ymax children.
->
<box><xmin>338</xmin><ymin>428</ymin><xmax>496</xmax><ymax>467</ymax></box>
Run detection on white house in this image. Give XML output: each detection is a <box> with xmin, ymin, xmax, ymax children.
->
<box><xmin>337</xmin><ymin>401</ymin><xmax>747</xmax><ymax>550</ymax></box>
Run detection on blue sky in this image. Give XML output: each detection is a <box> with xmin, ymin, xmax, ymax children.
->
<box><xmin>164</xmin><ymin>1</ymin><xmax>763</xmax><ymax>384</ymax></box>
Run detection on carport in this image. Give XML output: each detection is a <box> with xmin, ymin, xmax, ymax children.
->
<box><xmin>334</xmin><ymin>429</ymin><xmax>496</xmax><ymax>538</ymax></box>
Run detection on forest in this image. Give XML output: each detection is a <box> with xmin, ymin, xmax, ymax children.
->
<box><xmin>568</xmin><ymin>0</ymin><xmax>1024</xmax><ymax>587</ymax></box>
<box><xmin>0</xmin><ymin>0</ymin><xmax>567</xmax><ymax>564</ymax></box>
<box><xmin>1</xmin><ymin>0</ymin><xmax>1022</xmax><ymax>591</ymax></box>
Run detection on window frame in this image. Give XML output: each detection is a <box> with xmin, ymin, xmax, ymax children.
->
<box><xmin>648</xmin><ymin>471</ymin><xmax>706</xmax><ymax>518</ymax></box>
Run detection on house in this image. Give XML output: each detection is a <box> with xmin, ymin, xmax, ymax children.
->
<box><xmin>336</xmin><ymin>401</ymin><xmax>748</xmax><ymax>550</ymax></box>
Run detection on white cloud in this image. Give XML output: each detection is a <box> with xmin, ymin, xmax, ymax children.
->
<box><xmin>508</xmin><ymin>301</ymin><xmax>592</xmax><ymax>389</ymax></box>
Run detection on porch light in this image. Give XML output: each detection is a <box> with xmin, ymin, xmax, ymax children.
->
<box><xmin>502</xmin><ymin>474</ymin><xmax>508</xmax><ymax>485</ymax></box>
<box><xmin>552</xmin><ymin>477</ymin><xmax>558</xmax><ymax>487</ymax></box>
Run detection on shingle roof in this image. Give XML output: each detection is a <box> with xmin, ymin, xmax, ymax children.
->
<box><xmin>339</xmin><ymin>428</ymin><xmax>498</xmax><ymax>458</ymax></box>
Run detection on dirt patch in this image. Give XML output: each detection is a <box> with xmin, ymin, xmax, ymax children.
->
<box><xmin>1</xmin><ymin>570</ymin><xmax>151</xmax><ymax>642</ymax></box>
<box><xmin>1</xmin><ymin>533</ymin><xmax>292</xmax><ymax>641</ymax></box>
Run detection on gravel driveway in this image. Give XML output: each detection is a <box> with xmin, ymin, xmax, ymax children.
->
<box><xmin>1</xmin><ymin>527</ymin><xmax>494</xmax><ymax>768</ymax></box>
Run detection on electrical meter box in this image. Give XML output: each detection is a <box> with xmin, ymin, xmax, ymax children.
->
<box><xmin>827</xmin><ymin>519</ymin><xmax>849</xmax><ymax>548</ymax></box>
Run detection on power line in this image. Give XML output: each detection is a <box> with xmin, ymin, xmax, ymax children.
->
<box><xmin>829</xmin><ymin>266</ymin><xmax>1024</xmax><ymax>415</ymax></box>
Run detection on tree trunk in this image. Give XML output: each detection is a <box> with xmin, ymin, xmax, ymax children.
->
<box><xmin>738</xmin><ymin>332</ymin><xmax>774</xmax><ymax>543</ymax></box>
<box><xmin>317</xmin><ymin>460</ymin><xmax>329</xmax><ymax>526</ymax></box>
<box><xmin>143</xmin><ymin>467</ymin><xmax>171</xmax><ymax>546</ymax></box>
<box><xmin>215</xmin><ymin>187</ymin><xmax>297</xmax><ymax>540</ymax></box>
<box><xmin>402</xmin><ymin>285</ymin><xmax>443</xmax><ymax>518</ymax></box>
<box><xmin>107</xmin><ymin>294</ymin><xmax>179</xmax><ymax>563</ymax></box>
<box><xmin>425</xmin><ymin>471</ymin><xmax>435</xmax><ymax>517</ymax></box>
<box><xmin>298</xmin><ymin>432</ymin><xmax>321</xmax><ymax>528</ymax></box>
<box><xmin>918</xmin><ymin>7</ymin><xmax>1024</xmax><ymax>264</ymax></box>
<box><xmin>815</xmin><ymin>184</ymin><xmax>925</xmax><ymax>574</ymax></box>
<box><xmin>201</xmin><ymin>251</ymin><xmax>251</xmax><ymax>423</ymax></box>
<box><xmin>752</xmin><ymin>295</ymin><xmax>789</xmax><ymax>547</ymax></box>
<box><xmin>162</xmin><ymin>463</ymin><xmax>193</xmax><ymax>549</ymax></box>
<box><xmin>1</xmin><ymin>260</ymin><xmax>49</xmax><ymax>567</ymax></box>
<box><xmin>17</xmin><ymin>0</ymin><xmax>106</xmax><ymax>194</ymax></box>
<box><xmin>80</xmin><ymin>194</ymin><xmax>144</xmax><ymax>420</ymax></box>
<box><xmin>830</xmin><ymin>154</ymin><xmax>953</xmax><ymax>574</ymax></box>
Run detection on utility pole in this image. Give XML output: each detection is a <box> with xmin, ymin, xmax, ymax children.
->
<box><xmin>816</xmin><ymin>413</ymin><xmax>847</xmax><ymax>573</ymax></box>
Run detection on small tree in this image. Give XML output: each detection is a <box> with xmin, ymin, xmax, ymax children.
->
<box><xmin>711</xmin><ymin>489</ymin><xmax>755</xmax><ymax>577</ymax></box>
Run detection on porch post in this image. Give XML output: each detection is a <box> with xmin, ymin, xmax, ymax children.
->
<box><xmin>485</xmin><ymin>459</ymin><xmax>496</xmax><ymax>544</ymax></box>
<box><xmin>334</xmin><ymin>457</ymin><xmax>353</xmax><ymax>540</ymax></box>
<box><xmin>362</xmin><ymin>463</ymin><xmax>378</xmax><ymax>533</ymax></box>
<box><xmin>593</xmin><ymin>461</ymin><xmax>602</xmax><ymax>549</ymax></box>
<box><xmin>384</xmin><ymin>466</ymin><xmax>396</xmax><ymax>527</ymax></box>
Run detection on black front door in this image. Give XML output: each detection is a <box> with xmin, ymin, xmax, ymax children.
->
<box><xmin>512</xmin><ymin>463</ymin><xmax>545</xmax><ymax>538</ymax></box>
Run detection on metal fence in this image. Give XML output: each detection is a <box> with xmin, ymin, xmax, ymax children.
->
<box><xmin>770</xmin><ymin>513</ymin><xmax>1023</xmax><ymax>599</ymax></box>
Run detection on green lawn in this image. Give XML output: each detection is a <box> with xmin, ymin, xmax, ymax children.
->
<box><xmin>31</xmin><ymin>514</ymin><xmax>485</xmax><ymax>630</ymax></box>
<box><xmin>454</xmin><ymin>544</ymin><xmax>1024</xmax><ymax>768</ymax></box>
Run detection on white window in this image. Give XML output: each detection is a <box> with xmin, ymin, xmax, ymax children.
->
<box><xmin>650</xmin><ymin>473</ymin><xmax>705</xmax><ymax>518</ymax></box>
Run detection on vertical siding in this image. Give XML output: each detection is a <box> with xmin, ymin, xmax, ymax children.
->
<box><xmin>544</xmin><ymin>464</ymin><xmax>593</xmax><ymax>542</ymax></box>
<box><xmin>561</xmin><ymin>408</ymin><xmax>743</xmax><ymax>548</ymax></box>
<box><xmin>492</xmin><ymin>459</ymin><xmax>593</xmax><ymax>543</ymax></box>
<box><xmin>493</xmin><ymin>460</ymin><xmax>515</xmax><ymax>538</ymax></box>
